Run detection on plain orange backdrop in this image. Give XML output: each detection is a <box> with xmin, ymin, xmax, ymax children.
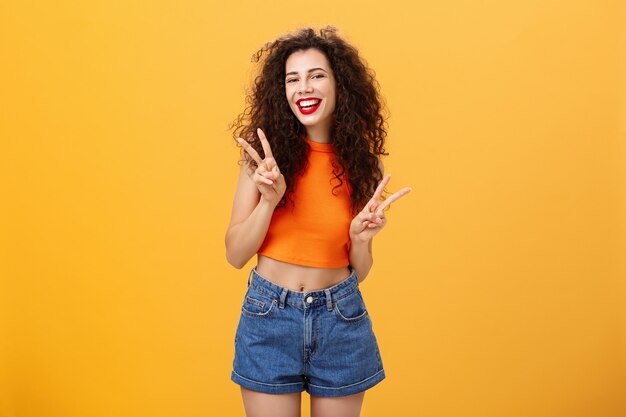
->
<box><xmin>1</xmin><ymin>1</ymin><xmax>625</xmax><ymax>416</ymax></box>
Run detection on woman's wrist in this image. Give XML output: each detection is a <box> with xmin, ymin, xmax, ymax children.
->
<box><xmin>349</xmin><ymin>232</ymin><xmax>371</xmax><ymax>244</ymax></box>
<box><xmin>259</xmin><ymin>195</ymin><xmax>280</xmax><ymax>210</ymax></box>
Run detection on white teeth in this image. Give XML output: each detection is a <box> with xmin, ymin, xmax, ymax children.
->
<box><xmin>299</xmin><ymin>99</ymin><xmax>321</xmax><ymax>108</ymax></box>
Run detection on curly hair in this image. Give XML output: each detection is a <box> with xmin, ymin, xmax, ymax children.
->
<box><xmin>229</xmin><ymin>26</ymin><xmax>388</xmax><ymax>214</ymax></box>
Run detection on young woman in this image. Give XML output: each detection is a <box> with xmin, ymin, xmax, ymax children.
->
<box><xmin>225</xmin><ymin>26</ymin><xmax>411</xmax><ymax>417</ymax></box>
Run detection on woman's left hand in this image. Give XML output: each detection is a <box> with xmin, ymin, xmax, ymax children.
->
<box><xmin>349</xmin><ymin>175</ymin><xmax>411</xmax><ymax>242</ymax></box>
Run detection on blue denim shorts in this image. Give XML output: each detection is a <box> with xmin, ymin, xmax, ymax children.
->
<box><xmin>231</xmin><ymin>267</ymin><xmax>385</xmax><ymax>397</ymax></box>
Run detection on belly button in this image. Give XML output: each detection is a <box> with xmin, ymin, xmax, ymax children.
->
<box><xmin>300</xmin><ymin>286</ymin><xmax>305</xmax><ymax>292</ymax></box>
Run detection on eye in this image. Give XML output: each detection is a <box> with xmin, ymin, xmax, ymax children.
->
<box><xmin>312</xmin><ymin>74</ymin><xmax>325</xmax><ymax>79</ymax></box>
<box><xmin>286</xmin><ymin>79</ymin><xmax>297</xmax><ymax>83</ymax></box>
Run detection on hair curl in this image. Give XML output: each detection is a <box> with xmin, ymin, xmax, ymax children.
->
<box><xmin>229</xmin><ymin>26</ymin><xmax>388</xmax><ymax>214</ymax></box>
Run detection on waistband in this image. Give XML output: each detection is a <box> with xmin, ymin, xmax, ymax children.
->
<box><xmin>247</xmin><ymin>266</ymin><xmax>359</xmax><ymax>310</ymax></box>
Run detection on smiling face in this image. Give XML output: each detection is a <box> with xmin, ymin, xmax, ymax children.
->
<box><xmin>284</xmin><ymin>48</ymin><xmax>336</xmax><ymax>142</ymax></box>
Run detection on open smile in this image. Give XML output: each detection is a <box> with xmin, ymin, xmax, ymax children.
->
<box><xmin>296</xmin><ymin>98</ymin><xmax>322</xmax><ymax>115</ymax></box>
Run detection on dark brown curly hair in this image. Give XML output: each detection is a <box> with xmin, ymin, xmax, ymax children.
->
<box><xmin>229</xmin><ymin>26</ymin><xmax>388</xmax><ymax>214</ymax></box>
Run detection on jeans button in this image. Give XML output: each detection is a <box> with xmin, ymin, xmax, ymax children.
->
<box><xmin>306</xmin><ymin>296</ymin><xmax>314</xmax><ymax>304</ymax></box>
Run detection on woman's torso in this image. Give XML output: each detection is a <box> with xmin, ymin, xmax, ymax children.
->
<box><xmin>256</xmin><ymin>255</ymin><xmax>352</xmax><ymax>292</ymax></box>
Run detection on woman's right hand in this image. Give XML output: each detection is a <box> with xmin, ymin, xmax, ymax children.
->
<box><xmin>237</xmin><ymin>128</ymin><xmax>286</xmax><ymax>207</ymax></box>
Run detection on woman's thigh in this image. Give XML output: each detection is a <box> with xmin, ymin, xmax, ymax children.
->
<box><xmin>310</xmin><ymin>391</ymin><xmax>365</xmax><ymax>417</ymax></box>
<box><xmin>240</xmin><ymin>387</ymin><xmax>301</xmax><ymax>417</ymax></box>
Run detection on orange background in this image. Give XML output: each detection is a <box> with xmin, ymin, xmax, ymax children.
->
<box><xmin>1</xmin><ymin>0</ymin><xmax>625</xmax><ymax>416</ymax></box>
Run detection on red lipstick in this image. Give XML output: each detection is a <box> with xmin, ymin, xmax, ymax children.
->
<box><xmin>296</xmin><ymin>98</ymin><xmax>322</xmax><ymax>115</ymax></box>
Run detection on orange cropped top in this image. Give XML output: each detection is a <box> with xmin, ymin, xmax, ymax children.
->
<box><xmin>257</xmin><ymin>138</ymin><xmax>353</xmax><ymax>268</ymax></box>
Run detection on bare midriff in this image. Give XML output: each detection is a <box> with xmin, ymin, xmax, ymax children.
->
<box><xmin>256</xmin><ymin>255</ymin><xmax>352</xmax><ymax>293</ymax></box>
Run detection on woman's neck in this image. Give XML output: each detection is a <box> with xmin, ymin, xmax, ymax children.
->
<box><xmin>305</xmin><ymin>124</ymin><xmax>331</xmax><ymax>144</ymax></box>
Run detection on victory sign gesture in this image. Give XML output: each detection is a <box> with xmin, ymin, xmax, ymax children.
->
<box><xmin>350</xmin><ymin>174</ymin><xmax>411</xmax><ymax>242</ymax></box>
<box><xmin>237</xmin><ymin>128</ymin><xmax>286</xmax><ymax>207</ymax></box>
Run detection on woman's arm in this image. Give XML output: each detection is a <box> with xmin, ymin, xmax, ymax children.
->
<box><xmin>225</xmin><ymin>129</ymin><xmax>286</xmax><ymax>269</ymax></box>
<box><xmin>348</xmin><ymin>159</ymin><xmax>411</xmax><ymax>282</ymax></box>
<box><xmin>348</xmin><ymin>237</ymin><xmax>373</xmax><ymax>283</ymax></box>
<box><xmin>348</xmin><ymin>159</ymin><xmax>383</xmax><ymax>282</ymax></box>
<box><xmin>225</xmin><ymin>164</ymin><xmax>275</xmax><ymax>268</ymax></box>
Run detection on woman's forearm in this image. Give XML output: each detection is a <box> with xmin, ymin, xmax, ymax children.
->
<box><xmin>225</xmin><ymin>199</ymin><xmax>276</xmax><ymax>269</ymax></box>
<box><xmin>349</xmin><ymin>237</ymin><xmax>373</xmax><ymax>283</ymax></box>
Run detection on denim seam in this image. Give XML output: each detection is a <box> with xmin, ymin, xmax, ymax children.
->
<box><xmin>250</xmin><ymin>269</ymin><xmax>358</xmax><ymax>303</ymax></box>
<box><xmin>241</xmin><ymin>299</ymin><xmax>277</xmax><ymax>318</ymax></box>
<box><xmin>289</xmin><ymin>287</ymin><xmax>357</xmax><ymax>308</ymax></box>
<box><xmin>249</xmin><ymin>284</ymin><xmax>279</xmax><ymax>300</ymax></box>
<box><xmin>245</xmin><ymin>296</ymin><xmax>265</xmax><ymax>308</ymax></box>
<box><xmin>232</xmin><ymin>370</ymin><xmax>303</xmax><ymax>387</ymax></box>
<box><xmin>332</xmin><ymin>304</ymin><xmax>369</xmax><ymax>323</ymax></box>
<box><xmin>250</xmin><ymin>284</ymin><xmax>359</xmax><ymax>309</ymax></box>
<box><xmin>308</xmin><ymin>369</ymin><xmax>385</xmax><ymax>390</ymax></box>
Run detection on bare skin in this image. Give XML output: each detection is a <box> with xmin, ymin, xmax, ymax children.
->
<box><xmin>241</xmin><ymin>387</ymin><xmax>365</xmax><ymax>417</ymax></box>
<box><xmin>256</xmin><ymin>257</ymin><xmax>351</xmax><ymax>292</ymax></box>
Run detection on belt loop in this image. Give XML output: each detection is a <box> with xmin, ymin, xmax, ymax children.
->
<box><xmin>325</xmin><ymin>289</ymin><xmax>333</xmax><ymax>311</ymax></box>
<box><xmin>279</xmin><ymin>288</ymin><xmax>288</xmax><ymax>309</ymax></box>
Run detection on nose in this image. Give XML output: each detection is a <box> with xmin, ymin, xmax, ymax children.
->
<box><xmin>297</xmin><ymin>80</ymin><xmax>314</xmax><ymax>95</ymax></box>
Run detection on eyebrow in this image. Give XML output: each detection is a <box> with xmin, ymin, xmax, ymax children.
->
<box><xmin>285</xmin><ymin>67</ymin><xmax>328</xmax><ymax>77</ymax></box>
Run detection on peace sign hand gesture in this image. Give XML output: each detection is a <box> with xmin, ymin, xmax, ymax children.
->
<box><xmin>349</xmin><ymin>175</ymin><xmax>411</xmax><ymax>242</ymax></box>
<box><xmin>237</xmin><ymin>128</ymin><xmax>286</xmax><ymax>207</ymax></box>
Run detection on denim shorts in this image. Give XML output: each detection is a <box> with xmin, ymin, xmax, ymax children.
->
<box><xmin>231</xmin><ymin>267</ymin><xmax>385</xmax><ymax>397</ymax></box>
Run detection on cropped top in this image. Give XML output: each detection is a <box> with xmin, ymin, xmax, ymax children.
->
<box><xmin>257</xmin><ymin>138</ymin><xmax>353</xmax><ymax>268</ymax></box>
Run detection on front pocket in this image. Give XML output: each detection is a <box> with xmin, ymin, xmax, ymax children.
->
<box><xmin>333</xmin><ymin>290</ymin><xmax>369</xmax><ymax>323</ymax></box>
<box><xmin>246</xmin><ymin>296</ymin><xmax>265</xmax><ymax>309</ymax></box>
<box><xmin>241</xmin><ymin>290</ymin><xmax>277</xmax><ymax>318</ymax></box>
